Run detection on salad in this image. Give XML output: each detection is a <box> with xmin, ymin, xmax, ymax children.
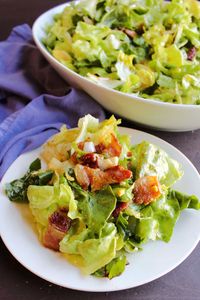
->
<box><xmin>43</xmin><ymin>0</ymin><xmax>200</xmax><ymax>105</ymax></box>
<box><xmin>5</xmin><ymin>115</ymin><xmax>200</xmax><ymax>279</ymax></box>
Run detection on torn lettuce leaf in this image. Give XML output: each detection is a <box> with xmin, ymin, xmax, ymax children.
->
<box><xmin>60</xmin><ymin>222</ymin><xmax>117</xmax><ymax>275</ymax></box>
<box><xmin>131</xmin><ymin>141</ymin><xmax>183</xmax><ymax>187</ymax></box>
<box><xmin>5</xmin><ymin>158</ymin><xmax>53</xmax><ymax>203</ymax></box>
<box><xmin>135</xmin><ymin>189</ymin><xmax>200</xmax><ymax>243</ymax></box>
<box><xmin>78</xmin><ymin>186</ymin><xmax>117</xmax><ymax>233</ymax></box>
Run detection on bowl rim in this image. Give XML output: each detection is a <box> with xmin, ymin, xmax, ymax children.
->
<box><xmin>32</xmin><ymin>2</ymin><xmax>200</xmax><ymax>111</ymax></box>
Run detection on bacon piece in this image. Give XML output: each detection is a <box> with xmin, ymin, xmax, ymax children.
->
<box><xmin>119</xmin><ymin>27</ymin><xmax>137</xmax><ymax>38</ymax></box>
<box><xmin>96</xmin><ymin>134</ymin><xmax>122</xmax><ymax>157</ymax></box>
<box><xmin>123</xmin><ymin>28</ymin><xmax>137</xmax><ymax>39</ymax></box>
<box><xmin>187</xmin><ymin>47</ymin><xmax>196</xmax><ymax>61</ymax></box>
<box><xmin>113</xmin><ymin>202</ymin><xmax>129</xmax><ymax>218</ymax></box>
<box><xmin>78</xmin><ymin>142</ymin><xmax>84</xmax><ymax>150</ymax></box>
<box><xmin>127</xmin><ymin>151</ymin><xmax>132</xmax><ymax>157</ymax></box>
<box><xmin>71</xmin><ymin>153</ymin><xmax>99</xmax><ymax>169</ymax></box>
<box><xmin>75</xmin><ymin>164</ymin><xmax>132</xmax><ymax>191</ymax></box>
<box><xmin>106</xmin><ymin>134</ymin><xmax>122</xmax><ymax>157</ymax></box>
<box><xmin>72</xmin><ymin>134</ymin><xmax>121</xmax><ymax>167</ymax></box>
<box><xmin>80</xmin><ymin>153</ymin><xmax>99</xmax><ymax>168</ymax></box>
<box><xmin>133</xmin><ymin>176</ymin><xmax>161</xmax><ymax>205</ymax></box>
<box><xmin>91</xmin><ymin>165</ymin><xmax>132</xmax><ymax>191</ymax></box>
<box><xmin>89</xmin><ymin>168</ymin><xmax>110</xmax><ymax>191</ymax></box>
<box><xmin>43</xmin><ymin>209</ymin><xmax>71</xmax><ymax>251</ymax></box>
<box><xmin>70</xmin><ymin>152</ymin><xmax>78</xmax><ymax>164</ymax></box>
<box><xmin>74</xmin><ymin>164</ymin><xmax>90</xmax><ymax>190</ymax></box>
<box><xmin>105</xmin><ymin>166</ymin><xmax>132</xmax><ymax>182</ymax></box>
<box><xmin>95</xmin><ymin>143</ymin><xmax>106</xmax><ymax>154</ymax></box>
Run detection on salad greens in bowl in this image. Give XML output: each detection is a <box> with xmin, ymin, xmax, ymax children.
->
<box><xmin>5</xmin><ymin>115</ymin><xmax>200</xmax><ymax>279</ymax></box>
<box><xmin>32</xmin><ymin>0</ymin><xmax>200</xmax><ymax>131</ymax></box>
<box><xmin>43</xmin><ymin>0</ymin><xmax>200</xmax><ymax>105</ymax></box>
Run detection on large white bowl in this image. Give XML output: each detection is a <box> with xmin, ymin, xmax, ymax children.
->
<box><xmin>32</xmin><ymin>3</ymin><xmax>200</xmax><ymax>132</ymax></box>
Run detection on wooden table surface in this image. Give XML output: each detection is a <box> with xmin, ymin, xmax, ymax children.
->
<box><xmin>0</xmin><ymin>1</ymin><xmax>200</xmax><ymax>299</ymax></box>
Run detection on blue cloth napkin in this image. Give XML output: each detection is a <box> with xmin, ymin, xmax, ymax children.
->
<box><xmin>0</xmin><ymin>24</ymin><xmax>105</xmax><ymax>179</ymax></box>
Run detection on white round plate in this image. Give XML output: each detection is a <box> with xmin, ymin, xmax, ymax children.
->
<box><xmin>0</xmin><ymin>128</ymin><xmax>200</xmax><ymax>292</ymax></box>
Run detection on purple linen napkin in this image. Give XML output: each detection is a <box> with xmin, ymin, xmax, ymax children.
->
<box><xmin>0</xmin><ymin>24</ymin><xmax>105</xmax><ymax>179</ymax></box>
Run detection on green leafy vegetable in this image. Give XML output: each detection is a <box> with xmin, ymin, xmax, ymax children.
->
<box><xmin>5</xmin><ymin>159</ymin><xmax>54</xmax><ymax>203</ymax></box>
<box><xmin>60</xmin><ymin>222</ymin><xmax>118</xmax><ymax>275</ymax></box>
<box><xmin>131</xmin><ymin>141</ymin><xmax>183</xmax><ymax>187</ymax></box>
<box><xmin>43</xmin><ymin>0</ymin><xmax>200</xmax><ymax>104</ymax></box>
<box><xmin>5</xmin><ymin>115</ymin><xmax>200</xmax><ymax>279</ymax></box>
<box><xmin>78</xmin><ymin>186</ymin><xmax>117</xmax><ymax>233</ymax></box>
<box><xmin>135</xmin><ymin>189</ymin><xmax>200</xmax><ymax>243</ymax></box>
<box><xmin>93</xmin><ymin>254</ymin><xmax>127</xmax><ymax>279</ymax></box>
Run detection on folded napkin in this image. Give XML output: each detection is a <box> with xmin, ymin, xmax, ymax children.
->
<box><xmin>0</xmin><ymin>24</ymin><xmax>105</xmax><ymax>179</ymax></box>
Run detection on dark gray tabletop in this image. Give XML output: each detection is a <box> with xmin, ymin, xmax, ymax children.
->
<box><xmin>0</xmin><ymin>1</ymin><xmax>200</xmax><ymax>299</ymax></box>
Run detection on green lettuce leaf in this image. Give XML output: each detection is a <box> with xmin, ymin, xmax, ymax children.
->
<box><xmin>27</xmin><ymin>181</ymin><xmax>78</xmax><ymax>238</ymax></box>
<box><xmin>131</xmin><ymin>141</ymin><xmax>183</xmax><ymax>187</ymax></box>
<box><xmin>78</xmin><ymin>186</ymin><xmax>117</xmax><ymax>233</ymax></box>
<box><xmin>135</xmin><ymin>189</ymin><xmax>200</xmax><ymax>243</ymax></box>
<box><xmin>60</xmin><ymin>222</ymin><xmax>117</xmax><ymax>275</ymax></box>
<box><xmin>5</xmin><ymin>158</ymin><xmax>53</xmax><ymax>203</ymax></box>
<box><xmin>93</xmin><ymin>254</ymin><xmax>127</xmax><ymax>279</ymax></box>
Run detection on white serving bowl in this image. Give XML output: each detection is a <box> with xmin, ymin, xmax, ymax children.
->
<box><xmin>32</xmin><ymin>3</ymin><xmax>200</xmax><ymax>132</ymax></box>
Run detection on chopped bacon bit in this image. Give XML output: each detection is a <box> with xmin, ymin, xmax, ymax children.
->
<box><xmin>105</xmin><ymin>166</ymin><xmax>132</xmax><ymax>182</ymax></box>
<box><xmin>133</xmin><ymin>176</ymin><xmax>161</xmax><ymax>205</ymax></box>
<box><xmin>43</xmin><ymin>210</ymin><xmax>71</xmax><ymax>251</ymax></box>
<box><xmin>119</xmin><ymin>27</ymin><xmax>137</xmax><ymax>38</ymax></box>
<box><xmin>187</xmin><ymin>47</ymin><xmax>196</xmax><ymax>61</ymax></box>
<box><xmin>95</xmin><ymin>143</ymin><xmax>106</xmax><ymax>154</ymax></box>
<box><xmin>113</xmin><ymin>202</ymin><xmax>129</xmax><ymax>218</ymax></box>
<box><xmin>96</xmin><ymin>134</ymin><xmax>122</xmax><ymax>157</ymax></box>
<box><xmin>78</xmin><ymin>142</ymin><xmax>84</xmax><ymax>150</ymax></box>
<box><xmin>106</xmin><ymin>134</ymin><xmax>122</xmax><ymax>157</ymax></box>
<box><xmin>75</xmin><ymin>164</ymin><xmax>132</xmax><ymax>191</ymax></box>
<box><xmin>127</xmin><ymin>151</ymin><xmax>132</xmax><ymax>157</ymax></box>
<box><xmin>80</xmin><ymin>153</ymin><xmax>99</xmax><ymax>168</ymax></box>
<box><xmin>123</xmin><ymin>28</ymin><xmax>137</xmax><ymax>39</ymax></box>
<box><xmin>71</xmin><ymin>152</ymin><xmax>99</xmax><ymax>168</ymax></box>
<box><xmin>70</xmin><ymin>152</ymin><xmax>78</xmax><ymax>164</ymax></box>
<box><xmin>50</xmin><ymin>210</ymin><xmax>71</xmax><ymax>232</ymax></box>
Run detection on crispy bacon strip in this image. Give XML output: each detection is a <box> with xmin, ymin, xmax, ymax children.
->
<box><xmin>75</xmin><ymin>164</ymin><xmax>132</xmax><ymax>191</ymax></box>
<box><xmin>43</xmin><ymin>209</ymin><xmax>71</xmax><ymax>251</ymax></box>
<box><xmin>133</xmin><ymin>176</ymin><xmax>161</xmax><ymax>205</ymax></box>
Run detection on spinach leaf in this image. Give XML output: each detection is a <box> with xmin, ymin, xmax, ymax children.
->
<box><xmin>5</xmin><ymin>158</ymin><xmax>54</xmax><ymax>203</ymax></box>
